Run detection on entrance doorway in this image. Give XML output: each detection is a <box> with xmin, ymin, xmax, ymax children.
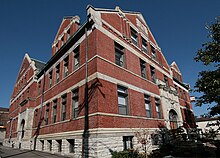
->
<box><xmin>169</xmin><ymin>110</ymin><xmax>178</xmax><ymax>129</ymax></box>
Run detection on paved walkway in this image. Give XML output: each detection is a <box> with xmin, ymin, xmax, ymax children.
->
<box><xmin>0</xmin><ymin>145</ymin><xmax>68</xmax><ymax>158</ymax></box>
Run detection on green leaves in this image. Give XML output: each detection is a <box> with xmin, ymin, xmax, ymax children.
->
<box><xmin>194</xmin><ymin>17</ymin><xmax>220</xmax><ymax>116</ymax></box>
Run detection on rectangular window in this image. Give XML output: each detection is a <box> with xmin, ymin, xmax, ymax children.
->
<box><xmin>117</xmin><ymin>85</ymin><xmax>128</xmax><ymax>115</ymax></box>
<box><xmin>61</xmin><ymin>36</ymin><xmax>64</xmax><ymax>46</ymax></box>
<box><xmin>49</xmin><ymin>70</ymin><xmax>53</xmax><ymax>88</ymax></box>
<box><xmin>38</xmin><ymin>81</ymin><xmax>41</xmax><ymax>95</ymax></box>
<box><xmin>164</xmin><ymin>75</ymin><xmax>169</xmax><ymax>87</ymax></box>
<box><xmin>67</xmin><ymin>29</ymin><xmax>70</xmax><ymax>40</ymax></box>
<box><xmin>64</xmin><ymin>56</ymin><xmax>69</xmax><ymax>77</ymax></box>
<box><xmin>56</xmin><ymin>64</ymin><xmax>60</xmax><ymax>83</ymax></box>
<box><xmin>53</xmin><ymin>100</ymin><xmax>57</xmax><ymax>123</ymax></box>
<box><xmin>67</xmin><ymin>139</ymin><xmax>75</xmax><ymax>153</ymax></box>
<box><xmin>40</xmin><ymin>140</ymin><xmax>44</xmax><ymax>151</ymax></box>
<box><xmin>72</xmin><ymin>88</ymin><xmax>79</xmax><ymax>119</ymax></box>
<box><xmin>130</xmin><ymin>27</ymin><xmax>138</xmax><ymax>46</ymax></box>
<box><xmin>61</xmin><ymin>94</ymin><xmax>67</xmax><ymax>121</ymax></box>
<box><xmin>140</xmin><ymin>59</ymin><xmax>147</xmax><ymax>79</ymax></box>
<box><xmin>151</xmin><ymin>45</ymin><xmax>157</xmax><ymax>60</ymax></box>
<box><xmin>57</xmin><ymin>140</ymin><xmax>62</xmax><ymax>152</ymax></box>
<box><xmin>123</xmin><ymin>136</ymin><xmax>133</xmax><ymax>150</ymax></box>
<box><xmin>47</xmin><ymin>140</ymin><xmax>52</xmax><ymax>151</ymax></box>
<box><xmin>34</xmin><ymin>109</ymin><xmax>38</xmax><ymax>128</ymax></box>
<box><xmin>155</xmin><ymin>98</ymin><xmax>162</xmax><ymax>119</ymax></box>
<box><xmin>45</xmin><ymin>103</ymin><xmax>49</xmax><ymax>125</ymax></box>
<box><xmin>150</xmin><ymin>66</ymin><xmax>156</xmax><ymax>83</ymax></box>
<box><xmin>144</xmin><ymin>95</ymin><xmax>152</xmax><ymax>118</ymax></box>
<box><xmin>74</xmin><ymin>46</ymin><xmax>80</xmax><ymax>69</ymax></box>
<box><xmin>115</xmin><ymin>42</ymin><xmax>124</xmax><ymax>67</ymax></box>
<box><xmin>55</xmin><ymin>43</ymin><xmax>58</xmax><ymax>52</ymax></box>
<box><xmin>142</xmin><ymin>37</ymin><xmax>148</xmax><ymax>53</ymax></box>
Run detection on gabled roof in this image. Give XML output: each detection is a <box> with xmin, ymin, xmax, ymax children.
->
<box><xmin>53</xmin><ymin>16</ymin><xmax>80</xmax><ymax>44</ymax></box>
<box><xmin>16</xmin><ymin>54</ymin><xmax>45</xmax><ymax>82</ymax></box>
<box><xmin>170</xmin><ymin>61</ymin><xmax>181</xmax><ymax>74</ymax></box>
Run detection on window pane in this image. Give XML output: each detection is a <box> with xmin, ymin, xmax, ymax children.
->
<box><xmin>115</xmin><ymin>43</ymin><xmax>124</xmax><ymax>67</ymax></box>
<box><xmin>119</xmin><ymin>106</ymin><xmax>127</xmax><ymax>115</ymax></box>
<box><xmin>118</xmin><ymin>96</ymin><xmax>126</xmax><ymax>105</ymax></box>
<box><xmin>145</xmin><ymin>103</ymin><xmax>150</xmax><ymax>110</ymax></box>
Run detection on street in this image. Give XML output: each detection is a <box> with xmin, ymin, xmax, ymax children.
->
<box><xmin>0</xmin><ymin>145</ymin><xmax>68</xmax><ymax>158</ymax></box>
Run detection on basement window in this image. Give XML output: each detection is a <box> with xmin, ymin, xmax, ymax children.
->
<box><xmin>123</xmin><ymin>136</ymin><xmax>133</xmax><ymax>150</ymax></box>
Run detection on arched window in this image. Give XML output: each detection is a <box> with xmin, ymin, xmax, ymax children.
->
<box><xmin>169</xmin><ymin>110</ymin><xmax>178</xmax><ymax>129</ymax></box>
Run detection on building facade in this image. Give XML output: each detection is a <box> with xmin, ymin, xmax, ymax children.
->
<box><xmin>4</xmin><ymin>6</ymin><xmax>195</xmax><ymax>157</ymax></box>
<box><xmin>0</xmin><ymin>107</ymin><xmax>9</xmax><ymax>144</ymax></box>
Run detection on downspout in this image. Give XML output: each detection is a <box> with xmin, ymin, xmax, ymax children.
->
<box><xmin>9</xmin><ymin>117</ymin><xmax>13</xmax><ymax>141</ymax></box>
<box><xmin>33</xmin><ymin>70</ymin><xmax>46</xmax><ymax>150</ymax></box>
<box><xmin>82</xmin><ymin>25</ymin><xmax>89</xmax><ymax>158</ymax></box>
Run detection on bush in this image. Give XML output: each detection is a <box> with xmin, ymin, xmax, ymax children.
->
<box><xmin>111</xmin><ymin>149</ymin><xmax>146</xmax><ymax>158</ymax></box>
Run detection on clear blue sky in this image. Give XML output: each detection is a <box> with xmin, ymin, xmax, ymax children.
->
<box><xmin>0</xmin><ymin>0</ymin><xmax>219</xmax><ymax>116</ymax></box>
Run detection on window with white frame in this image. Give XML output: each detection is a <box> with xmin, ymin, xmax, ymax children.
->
<box><xmin>49</xmin><ymin>70</ymin><xmax>53</xmax><ymax>88</ymax></box>
<box><xmin>56</xmin><ymin>63</ymin><xmax>60</xmax><ymax>83</ymax></box>
<box><xmin>130</xmin><ymin>27</ymin><xmax>138</xmax><ymax>46</ymax></box>
<box><xmin>64</xmin><ymin>56</ymin><xmax>69</xmax><ymax>77</ymax></box>
<box><xmin>61</xmin><ymin>94</ymin><xmax>67</xmax><ymax>121</ymax></box>
<box><xmin>164</xmin><ymin>75</ymin><xmax>169</xmax><ymax>87</ymax></box>
<box><xmin>123</xmin><ymin>136</ymin><xmax>133</xmax><ymax>150</ymax></box>
<box><xmin>74</xmin><ymin>46</ymin><xmax>80</xmax><ymax>69</ymax></box>
<box><xmin>150</xmin><ymin>66</ymin><xmax>156</xmax><ymax>83</ymax></box>
<box><xmin>115</xmin><ymin>42</ymin><xmax>124</xmax><ymax>67</ymax></box>
<box><xmin>53</xmin><ymin>99</ymin><xmax>57</xmax><ymax>123</ymax></box>
<box><xmin>61</xmin><ymin>36</ymin><xmax>64</xmax><ymax>46</ymax></box>
<box><xmin>72</xmin><ymin>88</ymin><xmax>79</xmax><ymax>119</ymax></box>
<box><xmin>155</xmin><ymin>98</ymin><xmax>162</xmax><ymax>119</ymax></box>
<box><xmin>151</xmin><ymin>45</ymin><xmax>157</xmax><ymax>60</ymax></box>
<box><xmin>117</xmin><ymin>85</ymin><xmax>128</xmax><ymax>115</ymax></box>
<box><xmin>144</xmin><ymin>94</ymin><xmax>152</xmax><ymax>118</ymax></box>
<box><xmin>55</xmin><ymin>43</ymin><xmax>58</xmax><ymax>52</ymax></box>
<box><xmin>67</xmin><ymin>29</ymin><xmax>70</xmax><ymax>40</ymax></box>
<box><xmin>140</xmin><ymin>59</ymin><xmax>147</xmax><ymax>79</ymax></box>
<box><xmin>142</xmin><ymin>37</ymin><xmax>148</xmax><ymax>53</ymax></box>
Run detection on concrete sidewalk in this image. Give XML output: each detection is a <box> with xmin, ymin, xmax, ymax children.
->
<box><xmin>0</xmin><ymin>145</ymin><xmax>68</xmax><ymax>158</ymax></box>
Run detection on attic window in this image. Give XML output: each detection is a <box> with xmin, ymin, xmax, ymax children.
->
<box><xmin>130</xmin><ymin>27</ymin><xmax>138</xmax><ymax>46</ymax></box>
<box><xmin>55</xmin><ymin>43</ymin><xmax>58</xmax><ymax>52</ymax></box>
<box><xmin>151</xmin><ymin>45</ymin><xmax>157</xmax><ymax>60</ymax></box>
<box><xmin>67</xmin><ymin>29</ymin><xmax>70</xmax><ymax>40</ymax></box>
<box><xmin>61</xmin><ymin>36</ymin><xmax>64</xmax><ymax>46</ymax></box>
<box><xmin>142</xmin><ymin>37</ymin><xmax>148</xmax><ymax>53</ymax></box>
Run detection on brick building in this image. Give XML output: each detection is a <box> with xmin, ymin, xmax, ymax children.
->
<box><xmin>0</xmin><ymin>107</ymin><xmax>9</xmax><ymax>144</ymax></box>
<box><xmin>4</xmin><ymin>6</ymin><xmax>195</xmax><ymax>157</ymax></box>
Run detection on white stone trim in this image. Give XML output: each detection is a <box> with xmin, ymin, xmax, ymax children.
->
<box><xmin>10</xmin><ymin>79</ymin><xmax>36</xmax><ymax>104</ymax></box>
<box><xmin>36</xmin><ymin>127</ymin><xmax>158</xmax><ymax>139</ymax></box>
<box><xmin>174</xmin><ymin>81</ymin><xmax>189</xmax><ymax>92</ymax></box>
<box><xmin>35</xmin><ymin>69</ymin><xmax>161</xmax><ymax>110</ymax></box>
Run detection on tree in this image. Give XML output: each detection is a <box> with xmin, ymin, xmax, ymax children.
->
<box><xmin>194</xmin><ymin>17</ymin><xmax>220</xmax><ymax>116</ymax></box>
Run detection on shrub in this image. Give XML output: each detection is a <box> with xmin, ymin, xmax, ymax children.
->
<box><xmin>111</xmin><ymin>149</ymin><xmax>146</xmax><ymax>158</ymax></box>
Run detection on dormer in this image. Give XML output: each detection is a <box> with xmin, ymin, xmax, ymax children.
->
<box><xmin>170</xmin><ymin>61</ymin><xmax>183</xmax><ymax>82</ymax></box>
<box><xmin>52</xmin><ymin>16</ymin><xmax>80</xmax><ymax>56</ymax></box>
